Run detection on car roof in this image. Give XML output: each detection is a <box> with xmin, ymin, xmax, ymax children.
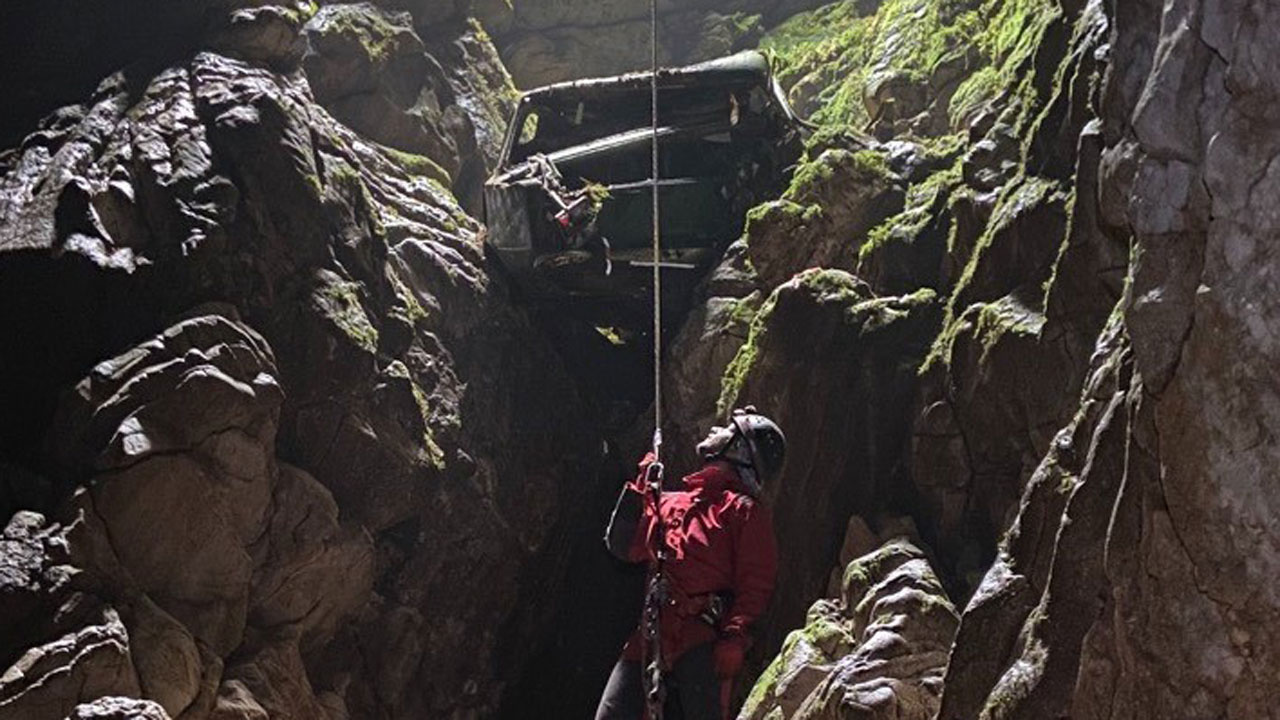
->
<box><xmin>517</xmin><ymin>50</ymin><xmax>773</xmax><ymax>106</ymax></box>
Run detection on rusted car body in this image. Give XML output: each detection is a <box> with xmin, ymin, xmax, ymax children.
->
<box><xmin>483</xmin><ymin>51</ymin><xmax>802</xmax><ymax>323</ymax></box>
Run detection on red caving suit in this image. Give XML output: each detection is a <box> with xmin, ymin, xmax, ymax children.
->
<box><xmin>618</xmin><ymin>453</ymin><xmax>778</xmax><ymax>668</ymax></box>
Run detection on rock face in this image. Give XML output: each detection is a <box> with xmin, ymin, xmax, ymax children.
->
<box><xmin>302</xmin><ymin>4</ymin><xmax>516</xmax><ymax>212</ymax></box>
<box><xmin>0</xmin><ymin>4</ymin><xmax>598</xmax><ymax>719</ymax></box>
<box><xmin>653</xmin><ymin>0</ymin><xmax>1279</xmax><ymax>718</ymax></box>
<box><xmin>743</xmin><ymin>539</ymin><xmax>958</xmax><ymax>720</ymax></box>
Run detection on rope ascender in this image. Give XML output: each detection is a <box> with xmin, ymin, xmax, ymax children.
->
<box><xmin>641</xmin><ymin>0</ymin><xmax>668</xmax><ymax>717</ymax></box>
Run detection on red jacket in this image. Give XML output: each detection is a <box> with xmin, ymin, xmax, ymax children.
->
<box><xmin>619</xmin><ymin>454</ymin><xmax>778</xmax><ymax>667</ymax></box>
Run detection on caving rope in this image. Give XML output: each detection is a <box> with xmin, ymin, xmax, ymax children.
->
<box><xmin>641</xmin><ymin>0</ymin><xmax>668</xmax><ymax>717</ymax></box>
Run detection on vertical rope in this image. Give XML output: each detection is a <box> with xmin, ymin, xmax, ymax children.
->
<box><xmin>650</xmin><ymin>0</ymin><xmax>663</xmax><ymax>460</ymax></box>
<box><xmin>645</xmin><ymin>5</ymin><xmax>666</xmax><ymax>718</ymax></box>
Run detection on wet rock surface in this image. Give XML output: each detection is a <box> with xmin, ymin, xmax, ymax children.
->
<box><xmin>0</xmin><ymin>4</ymin><xmax>596</xmax><ymax>719</ymax></box>
<box><xmin>302</xmin><ymin>3</ymin><xmax>515</xmax><ymax>211</ymax></box>
<box><xmin>743</xmin><ymin>539</ymin><xmax>957</xmax><ymax>720</ymax></box>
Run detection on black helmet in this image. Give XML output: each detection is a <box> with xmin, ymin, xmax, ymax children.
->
<box><xmin>728</xmin><ymin>406</ymin><xmax>786</xmax><ymax>489</ymax></box>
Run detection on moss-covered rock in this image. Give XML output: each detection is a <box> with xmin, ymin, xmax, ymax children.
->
<box><xmin>761</xmin><ymin>0</ymin><xmax>1060</xmax><ymax>138</ymax></box>
<box><xmin>745</xmin><ymin>148</ymin><xmax>906</xmax><ymax>288</ymax></box>
<box><xmin>858</xmin><ymin>161</ymin><xmax>963</xmax><ymax>294</ymax></box>
<box><xmin>742</xmin><ymin>539</ymin><xmax>957</xmax><ymax>720</ymax></box>
<box><xmin>302</xmin><ymin>5</ymin><xmax>516</xmax><ymax>212</ymax></box>
<box><xmin>712</xmin><ymin>269</ymin><xmax>942</xmax><ymax>693</ymax></box>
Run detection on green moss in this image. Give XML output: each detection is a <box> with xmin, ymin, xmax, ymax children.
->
<box><xmin>727</xmin><ymin>11</ymin><xmax>765</xmax><ymax>38</ymax></box>
<box><xmin>920</xmin><ymin>303</ymin><xmax>974</xmax><ymax>373</ymax></box>
<box><xmin>797</xmin><ymin>267</ymin><xmax>867</xmax><ymax>302</ymax></box>
<box><xmin>595</xmin><ymin>326</ymin><xmax>626</xmax><ymax>346</ymax></box>
<box><xmin>729</xmin><ymin>291</ymin><xmax>765</xmax><ymax>327</ymax></box>
<box><xmin>388</xmin><ymin>272</ymin><xmax>428</xmax><ymax>327</ymax></box>
<box><xmin>742</xmin><ymin>199</ymin><xmax>822</xmax><ymax>248</ymax></box>
<box><xmin>921</xmin><ymin>293</ymin><xmax>1043</xmax><ymax>371</ymax></box>
<box><xmin>384</xmin><ymin>359</ymin><xmax>411</xmax><ymax>379</ymax></box>
<box><xmin>948</xmin><ymin>65</ymin><xmax>1001</xmax><ymax>125</ymax></box>
<box><xmin>285</xmin><ymin>0</ymin><xmax>320</xmax><ymax>25</ymax></box>
<box><xmin>466</xmin><ymin>16</ymin><xmax>492</xmax><ymax>44</ymax></box>
<box><xmin>304</xmin><ymin>171</ymin><xmax>324</xmax><ymax>198</ymax></box>
<box><xmin>762</xmin><ymin>0</ymin><xmax>1059</xmax><ymax>133</ymax></box>
<box><xmin>799</xmin><ymin>613</ymin><xmax>854</xmax><ymax>656</ymax></box>
<box><xmin>761</xmin><ymin>1</ymin><xmax>871</xmax><ymax>123</ymax></box>
<box><xmin>921</xmin><ymin>174</ymin><xmax>1061</xmax><ymax>372</ymax></box>
<box><xmin>763</xmin><ymin>0</ymin><xmax>982</xmax><ymax>128</ymax></box>
<box><xmin>717</xmin><ymin>292</ymin><xmax>779</xmax><ymax>415</ymax></box>
<box><xmin>801</xmin><ymin>123</ymin><xmax>873</xmax><ymax>155</ymax></box>
<box><xmin>314</xmin><ymin>275</ymin><xmax>379</xmax><ymax>353</ymax></box>
<box><xmin>383</xmin><ymin>361</ymin><xmax>447</xmax><ymax>470</ymax></box>
<box><xmin>718</xmin><ymin>332</ymin><xmax>761</xmax><ymax>417</ymax></box>
<box><xmin>973</xmin><ymin>294</ymin><xmax>1044</xmax><ymax>359</ymax></box>
<box><xmin>742</xmin><ymin>647</ymin><xmax>788</xmax><ymax>711</ymax></box>
<box><xmin>860</xmin><ymin>161</ymin><xmax>961</xmax><ymax>264</ymax></box>
<box><xmin>783</xmin><ymin>156</ymin><xmax>837</xmax><ymax>201</ymax></box>
<box><xmin>852</xmin><ymin>148</ymin><xmax>892</xmax><ymax>177</ymax></box>
<box><xmin>853</xmin><ymin>287</ymin><xmax>938</xmax><ymax>333</ymax></box>
<box><xmin>919</xmin><ymin>132</ymin><xmax>967</xmax><ymax>161</ymax></box>
<box><xmin>381</xmin><ymin>147</ymin><xmax>452</xmax><ymax>187</ymax></box>
<box><xmin>783</xmin><ymin>148</ymin><xmax>893</xmax><ymax>210</ymax></box>
<box><xmin>950</xmin><ymin>0</ymin><xmax>1062</xmax><ymax>130</ymax></box>
<box><xmin>322</xmin><ymin>4</ymin><xmax>406</xmax><ymax>63</ymax></box>
<box><xmin>410</xmin><ymin>379</ymin><xmax>447</xmax><ymax>469</ymax></box>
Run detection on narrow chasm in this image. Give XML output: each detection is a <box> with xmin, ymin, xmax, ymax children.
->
<box><xmin>2</xmin><ymin>1</ymin><xmax>1278</xmax><ymax>720</ymax></box>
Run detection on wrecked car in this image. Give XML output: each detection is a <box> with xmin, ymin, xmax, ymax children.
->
<box><xmin>483</xmin><ymin>50</ymin><xmax>803</xmax><ymax>325</ymax></box>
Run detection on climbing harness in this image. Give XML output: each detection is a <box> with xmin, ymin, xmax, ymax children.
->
<box><xmin>642</xmin><ymin>0</ymin><xmax>667</xmax><ymax>715</ymax></box>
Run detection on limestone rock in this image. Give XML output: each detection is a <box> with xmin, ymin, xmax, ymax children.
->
<box><xmin>302</xmin><ymin>5</ymin><xmax>514</xmax><ymax>211</ymax></box>
<box><xmin>303</xmin><ymin>4</ymin><xmax>462</xmax><ymax>186</ymax></box>
<box><xmin>119</xmin><ymin>596</ymin><xmax>202</xmax><ymax>718</ymax></box>
<box><xmin>0</xmin><ymin>601</ymin><xmax>141</xmax><ymax>720</ymax></box>
<box><xmin>488</xmin><ymin>0</ymin><xmax>815</xmax><ymax>88</ymax></box>
<box><xmin>745</xmin><ymin>149</ymin><xmax>905</xmax><ymax>290</ymax></box>
<box><xmin>419</xmin><ymin>17</ymin><xmax>519</xmax><ymax>211</ymax></box>
<box><xmin>207</xmin><ymin>680</ymin><xmax>268</xmax><ymax>720</ymax></box>
<box><xmin>65</xmin><ymin>697</ymin><xmax>171</xmax><ymax>720</ymax></box>
<box><xmin>0</xmin><ymin>512</ymin><xmax>78</xmax><ymax>662</ymax></box>
<box><xmin>718</xmin><ymin>269</ymin><xmax>941</xmax><ymax>676</ymax></box>
<box><xmin>743</xmin><ymin>540</ymin><xmax>958</xmax><ymax>720</ymax></box>
<box><xmin>53</xmin><ymin>313</ymin><xmax>283</xmax><ymax>656</ymax></box>
<box><xmin>0</xmin><ymin>12</ymin><xmax>595</xmax><ymax>715</ymax></box>
<box><xmin>209</xmin><ymin>5</ymin><xmax>310</xmax><ymax>70</ymax></box>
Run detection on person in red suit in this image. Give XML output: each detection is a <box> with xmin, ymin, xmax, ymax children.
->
<box><xmin>596</xmin><ymin>407</ymin><xmax>786</xmax><ymax>720</ymax></box>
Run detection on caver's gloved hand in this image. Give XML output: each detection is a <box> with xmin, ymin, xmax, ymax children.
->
<box><xmin>713</xmin><ymin>635</ymin><xmax>747</xmax><ymax>679</ymax></box>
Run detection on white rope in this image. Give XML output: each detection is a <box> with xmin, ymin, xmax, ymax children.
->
<box><xmin>645</xmin><ymin>4</ymin><xmax>667</xmax><ymax>718</ymax></box>
<box><xmin>650</xmin><ymin>0</ymin><xmax>663</xmax><ymax>461</ymax></box>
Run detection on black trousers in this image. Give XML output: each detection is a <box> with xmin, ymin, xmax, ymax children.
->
<box><xmin>594</xmin><ymin>642</ymin><xmax>720</xmax><ymax>720</ymax></box>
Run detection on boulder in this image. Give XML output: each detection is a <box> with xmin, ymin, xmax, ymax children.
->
<box><xmin>51</xmin><ymin>313</ymin><xmax>283</xmax><ymax>656</ymax></box>
<box><xmin>743</xmin><ymin>540</ymin><xmax>957</xmax><ymax>720</ymax></box>
<box><xmin>0</xmin><ymin>600</ymin><xmax>141</xmax><ymax>720</ymax></box>
<box><xmin>65</xmin><ymin>697</ymin><xmax>171</xmax><ymax>720</ymax></box>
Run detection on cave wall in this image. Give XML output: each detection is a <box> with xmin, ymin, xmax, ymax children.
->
<box><xmin>643</xmin><ymin>0</ymin><xmax>1278</xmax><ymax>717</ymax></box>
<box><xmin>0</xmin><ymin>3</ymin><xmax>605</xmax><ymax>719</ymax></box>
